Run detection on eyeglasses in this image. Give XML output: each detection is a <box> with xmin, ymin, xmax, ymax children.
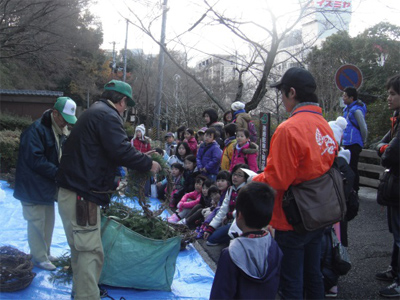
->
<box><xmin>232</xmin><ymin>172</ymin><xmax>244</xmax><ymax>178</ymax></box>
<box><xmin>55</xmin><ymin>111</ymin><xmax>67</xmax><ymax>125</ymax></box>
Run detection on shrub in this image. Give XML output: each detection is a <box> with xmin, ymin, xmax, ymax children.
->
<box><xmin>0</xmin><ymin>130</ymin><xmax>21</xmax><ymax>173</ymax></box>
<box><xmin>124</xmin><ymin>122</ymin><xmax>135</xmax><ymax>139</ymax></box>
<box><xmin>0</xmin><ymin>112</ymin><xmax>32</xmax><ymax>131</ymax></box>
<box><xmin>366</xmin><ymin>100</ymin><xmax>392</xmax><ymax>148</ymax></box>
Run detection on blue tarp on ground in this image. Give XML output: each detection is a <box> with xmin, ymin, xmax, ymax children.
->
<box><xmin>0</xmin><ymin>181</ymin><xmax>214</xmax><ymax>300</ymax></box>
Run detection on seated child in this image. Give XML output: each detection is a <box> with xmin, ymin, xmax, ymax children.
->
<box><xmin>167</xmin><ymin>142</ymin><xmax>191</xmax><ymax>166</ymax></box>
<box><xmin>204</xmin><ymin>164</ymin><xmax>250</xmax><ymax>246</ymax></box>
<box><xmin>229</xmin><ymin>129</ymin><xmax>259</xmax><ymax>173</ymax></box>
<box><xmin>196</xmin><ymin>170</ymin><xmax>231</xmax><ymax>238</ymax></box>
<box><xmin>210</xmin><ymin>181</ymin><xmax>283</xmax><ymax>300</ymax></box>
<box><xmin>157</xmin><ymin>153</ymin><xmax>196</xmax><ymax>202</ymax></box>
<box><xmin>185</xmin><ymin>185</ymin><xmax>220</xmax><ymax>229</ymax></box>
<box><xmin>181</xmin><ymin>179</ymin><xmax>215</xmax><ymax>228</ymax></box>
<box><xmin>156</xmin><ymin>162</ymin><xmax>184</xmax><ymax>208</ymax></box>
<box><xmin>182</xmin><ymin>155</ymin><xmax>200</xmax><ymax>194</ymax></box>
<box><xmin>167</xmin><ymin>175</ymin><xmax>207</xmax><ymax>223</ymax></box>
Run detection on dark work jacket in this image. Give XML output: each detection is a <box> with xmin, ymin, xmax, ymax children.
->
<box><xmin>14</xmin><ymin>110</ymin><xmax>61</xmax><ymax>205</ymax></box>
<box><xmin>56</xmin><ymin>99</ymin><xmax>152</xmax><ymax>206</ymax></box>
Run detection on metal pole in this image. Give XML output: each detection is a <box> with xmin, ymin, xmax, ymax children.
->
<box><xmin>123</xmin><ymin>19</ymin><xmax>128</xmax><ymax>82</ymax></box>
<box><xmin>153</xmin><ymin>0</ymin><xmax>168</xmax><ymax>140</ymax></box>
<box><xmin>173</xmin><ymin>74</ymin><xmax>180</xmax><ymax>127</ymax></box>
<box><xmin>111</xmin><ymin>41</ymin><xmax>116</xmax><ymax>75</ymax></box>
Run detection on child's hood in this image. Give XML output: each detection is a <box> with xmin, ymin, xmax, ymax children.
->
<box><xmin>229</xmin><ymin>233</ymin><xmax>274</xmax><ymax>281</ymax></box>
<box><xmin>235</xmin><ymin>142</ymin><xmax>259</xmax><ymax>154</ymax></box>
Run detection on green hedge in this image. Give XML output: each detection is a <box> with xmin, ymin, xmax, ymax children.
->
<box><xmin>0</xmin><ymin>112</ymin><xmax>32</xmax><ymax>131</ymax></box>
<box><xmin>0</xmin><ymin>130</ymin><xmax>21</xmax><ymax>173</ymax></box>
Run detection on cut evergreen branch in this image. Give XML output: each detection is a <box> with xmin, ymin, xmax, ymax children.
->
<box><xmin>115</xmin><ymin>153</ymin><xmax>173</xmax><ymax>217</ymax></box>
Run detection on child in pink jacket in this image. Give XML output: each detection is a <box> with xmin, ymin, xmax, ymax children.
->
<box><xmin>167</xmin><ymin>175</ymin><xmax>206</xmax><ymax>223</ymax></box>
<box><xmin>229</xmin><ymin>129</ymin><xmax>259</xmax><ymax>173</ymax></box>
<box><xmin>184</xmin><ymin>128</ymin><xmax>198</xmax><ymax>157</ymax></box>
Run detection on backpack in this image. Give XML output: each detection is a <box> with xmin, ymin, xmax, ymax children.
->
<box><xmin>247</xmin><ymin>120</ymin><xmax>258</xmax><ymax>143</ymax></box>
<box><xmin>232</xmin><ymin>118</ymin><xmax>258</xmax><ymax>143</ymax></box>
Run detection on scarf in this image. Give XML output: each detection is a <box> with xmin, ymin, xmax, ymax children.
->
<box><xmin>233</xmin><ymin>109</ymin><xmax>245</xmax><ymax>117</ymax></box>
<box><xmin>236</xmin><ymin>141</ymin><xmax>249</xmax><ymax>151</ymax></box>
<box><xmin>51</xmin><ymin>112</ymin><xmax>69</xmax><ymax>162</ymax></box>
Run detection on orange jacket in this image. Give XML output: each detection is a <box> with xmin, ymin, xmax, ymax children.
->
<box><xmin>253</xmin><ymin>105</ymin><xmax>337</xmax><ymax>231</ymax></box>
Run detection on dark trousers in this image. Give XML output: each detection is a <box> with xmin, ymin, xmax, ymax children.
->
<box><xmin>185</xmin><ymin>204</ymin><xmax>204</xmax><ymax>229</ymax></box>
<box><xmin>275</xmin><ymin>228</ymin><xmax>325</xmax><ymax>299</ymax></box>
<box><xmin>344</xmin><ymin>144</ymin><xmax>362</xmax><ymax>192</ymax></box>
<box><xmin>388</xmin><ymin>206</ymin><xmax>400</xmax><ymax>282</ymax></box>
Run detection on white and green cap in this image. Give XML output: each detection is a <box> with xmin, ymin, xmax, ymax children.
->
<box><xmin>54</xmin><ymin>97</ymin><xmax>77</xmax><ymax>124</ymax></box>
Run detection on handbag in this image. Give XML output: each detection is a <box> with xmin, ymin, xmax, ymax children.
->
<box><xmin>331</xmin><ymin>229</ymin><xmax>352</xmax><ymax>276</ymax></box>
<box><xmin>282</xmin><ymin>165</ymin><xmax>347</xmax><ymax>234</ymax></box>
<box><xmin>377</xmin><ymin>169</ymin><xmax>400</xmax><ymax>206</ymax></box>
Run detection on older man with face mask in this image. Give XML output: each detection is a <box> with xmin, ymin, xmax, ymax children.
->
<box><xmin>14</xmin><ymin>96</ymin><xmax>78</xmax><ymax>271</ymax></box>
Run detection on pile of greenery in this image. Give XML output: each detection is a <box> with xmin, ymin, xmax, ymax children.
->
<box><xmin>103</xmin><ymin>201</ymin><xmax>179</xmax><ymax>240</ymax></box>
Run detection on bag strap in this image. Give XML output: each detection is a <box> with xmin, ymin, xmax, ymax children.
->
<box><xmin>291</xmin><ymin>110</ymin><xmax>323</xmax><ymax>117</ymax></box>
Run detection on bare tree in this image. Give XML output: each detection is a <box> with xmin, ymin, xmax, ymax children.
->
<box><xmin>115</xmin><ymin>0</ymin><xmax>351</xmax><ymax>115</ymax></box>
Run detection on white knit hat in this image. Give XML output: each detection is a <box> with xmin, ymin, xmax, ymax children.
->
<box><xmin>328</xmin><ymin>116</ymin><xmax>347</xmax><ymax>144</ymax></box>
<box><xmin>231</xmin><ymin>101</ymin><xmax>245</xmax><ymax>111</ymax></box>
<box><xmin>135</xmin><ymin>124</ymin><xmax>146</xmax><ymax>137</ymax></box>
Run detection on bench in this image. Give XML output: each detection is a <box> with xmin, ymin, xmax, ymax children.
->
<box><xmin>358</xmin><ymin>149</ymin><xmax>385</xmax><ymax>188</ymax></box>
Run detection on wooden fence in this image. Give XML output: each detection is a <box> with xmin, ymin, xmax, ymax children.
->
<box><xmin>359</xmin><ymin>149</ymin><xmax>384</xmax><ymax>189</ymax></box>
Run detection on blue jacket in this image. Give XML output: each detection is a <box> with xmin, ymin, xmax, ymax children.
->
<box><xmin>343</xmin><ymin>100</ymin><xmax>367</xmax><ymax>147</ymax></box>
<box><xmin>196</xmin><ymin>141</ymin><xmax>222</xmax><ymax>176</ymax></box>
<box><xmin>14</xmin><ymin>110</ymin><xmax>61</xmax><ymax>205</ymax></box>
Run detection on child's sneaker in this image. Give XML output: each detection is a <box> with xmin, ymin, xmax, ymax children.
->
<box><xmin>379</xmin><ymin>282</ymin><xmax>400</xmax><ymax>298</ymax></box>
<box><xmin>167</xmin><ymin>213</ymin><xmax>180</xmax><ymax>223</ymax></box>
<box><xmin>206</xmin><ymin>241</ymin><xmax>219</xmax><ymax>246</ymax></box>
<box><xmin>177</xmin><ymin>218</ymin><xmax>186</xmax><ymax>225</ymax></box>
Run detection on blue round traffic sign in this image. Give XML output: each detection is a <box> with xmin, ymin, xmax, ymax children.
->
<box><xmin>335</xmin><ymin>64</ymin><xmax>363</xmax><ymax>91</ymax></box>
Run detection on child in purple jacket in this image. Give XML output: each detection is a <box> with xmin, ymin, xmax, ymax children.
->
<box><xmin>196</xmin><ymin>127</ymin><xmax>222</xmax><ymax>181</ymax></box>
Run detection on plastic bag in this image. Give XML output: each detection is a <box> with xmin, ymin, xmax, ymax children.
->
<box><xmin>100</xmin><ymin>216</ymin><xmax>181</xmax><ymax>291</ymax></box>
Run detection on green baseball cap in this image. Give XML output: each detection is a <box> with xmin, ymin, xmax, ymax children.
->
<box><xmin>54</xmin><ymin>97</ymin><xmax>77</xmax><ymax>124</ymax></box>
<box><xmin>104</xmin><ymin>80</ymin><xmax>135</xmax><ymax>106</ymax></box>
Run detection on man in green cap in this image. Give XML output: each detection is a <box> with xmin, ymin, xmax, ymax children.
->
<box><xmin>56</xmin><ymin>80</ymin><xmax>161</xmax><ymax>300</ymax></box>
<box><xmin>14</xmin><ymin>96</ymin><xmax>78</xmax><ymax>271</ymax></box>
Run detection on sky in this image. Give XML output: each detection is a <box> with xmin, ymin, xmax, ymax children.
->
<box><xmin>89</xmin><ymin>0</ymin><xmax>400</xmax><ymax>58</ymax></box>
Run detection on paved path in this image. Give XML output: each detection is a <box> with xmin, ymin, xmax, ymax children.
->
<box><xmin>194</xmin><ymin>187</ymin><xmax>394</xmax><ymax>299</ymax></box>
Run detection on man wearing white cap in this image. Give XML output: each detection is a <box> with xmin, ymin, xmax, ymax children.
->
<box><xmin>14</xmin><ymin>96</ymin><xmax>78</xmax><ymax>271</ymax></box>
